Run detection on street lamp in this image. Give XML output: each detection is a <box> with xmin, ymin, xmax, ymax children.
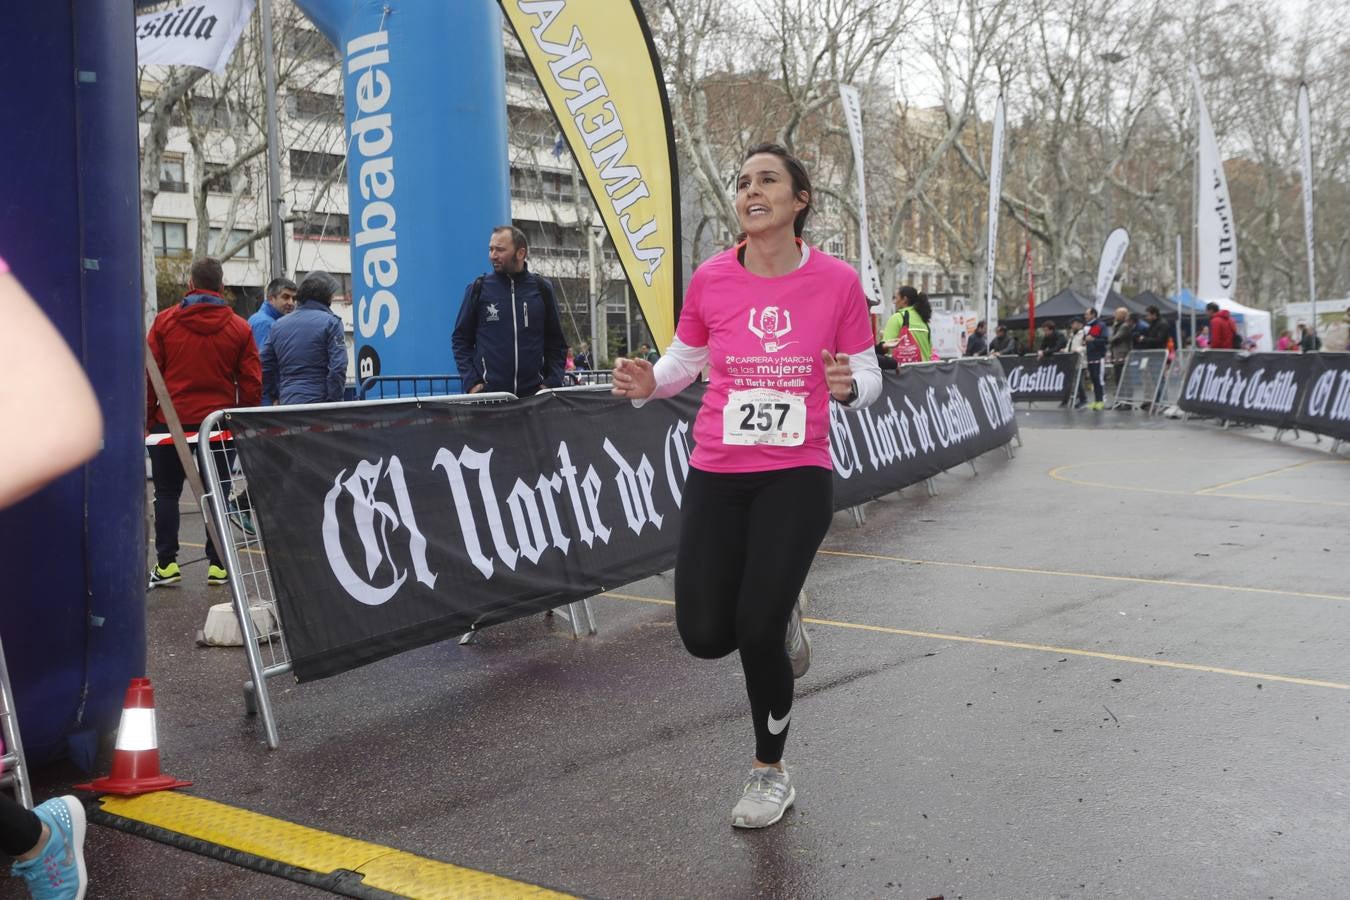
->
<box><xmin>588</xmin><ymin>221</ymin><xmax>606</xmax><ymax>366</ymax></box>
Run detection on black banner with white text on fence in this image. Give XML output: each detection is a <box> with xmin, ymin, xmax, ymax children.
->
<box><xmin>1179</xmin><ymin>350</ymin><xmax>1307</xmax><ymax>428</ymax></box>
<box><xmin>997</xmin><ymin>354</ymin><xmax>1078</xmax><ymax>402</ymax></box>
<box><xmin>228</xmin><ymin>359</ymin><xmax>1017</xmax><ymax>681</ymax></box>
<box><xmin>1295</xmin><ymin>353</ymin><xmax>1350</xmax><ymax>439</ymax></box>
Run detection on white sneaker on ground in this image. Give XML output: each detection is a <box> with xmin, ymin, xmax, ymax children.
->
<box><xmin>731</xmin><ymin>765</ymin><xmax>795</xmax><ymax>829</ymax></box>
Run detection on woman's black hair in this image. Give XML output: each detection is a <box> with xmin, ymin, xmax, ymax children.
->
<box><xmin>896</xmin><ymin>285</ymin><xmax>932</xmax><ymax>324</ymax></box>
<box><xmin>742</xmin><ymin>142</ymin><xmax>812</xmax><ymax>237</ymax></box>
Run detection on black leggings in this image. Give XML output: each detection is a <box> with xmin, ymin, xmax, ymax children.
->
<box><xmin>675</xmin><ymin>466</ymin><xmax>834</xmax><ymax>764</ymax></box>
<box><xmin>0</xmin><ymin>792</ymin><xmax>41</xmax><ymax>857</ymax></box>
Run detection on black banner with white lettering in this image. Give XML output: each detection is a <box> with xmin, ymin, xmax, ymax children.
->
<box><xmin>830</xmin><ymin>359</ymin><xmax>1019</xmax><ymax>509</ymax></box>
<box><xmin>1178</xmin><ymin>351</ymin><xmax>1305</xmax><ymax>428</ymax></box>
<box><xmin>997</xmin><ymin>354</ymin><xmax>1077</xmax><ymax>402</ymax></box>
<box><xmin>1294</xmin><ymin>353</ymin><xmax>1350</xmax><ymax>439</ymax></box>
<box><xmin>229</xmin><ymin>359</ymin><xmax>1017</xmax><ymax>682</ymax></box>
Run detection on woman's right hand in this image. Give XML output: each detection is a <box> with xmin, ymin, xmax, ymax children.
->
<box><xmin>612</xmin><ymin>357</ymin><xmax>656</xmax><ymax>400</ymax></box>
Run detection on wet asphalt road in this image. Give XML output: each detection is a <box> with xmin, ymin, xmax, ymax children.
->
<box><xmin>19</xmin><ymin>409</ymin><xmax>1350</xmax><ymax>900</ymax></box>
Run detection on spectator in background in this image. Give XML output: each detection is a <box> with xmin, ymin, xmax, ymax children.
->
<box><xmin>247</xmin><ymin>276</ymin><xmax>296</xmax><ymax>351</ymax></box>
<box><xmin>1297</xmin><ymin>322</ymin><xmax>1321</xmax><ymax>353</ymax></box>
<box><xmin>1277</xmin><ymin>331</ymin><xmax>1295</xmax><ymax>352</ymax></box>
<box><xmin>260</xmin><ymin>270</ymin><xmax>347</xmax><ymax>405</ymax></box>
<box><xmin>1136</xmin><ymin>305</ymin><xmax>1169</xmax><ymax>350</ymax></box>
<box><xmin>965</xmin><ymin>320</ymin><xmax>988</xmax><ymax>357</ymax></box>
<box><xmin>639</xmin><ymin>342</ymin><xmax>660</xmax><ymax>364</ymax></box>
<box><xmin>146</xmin><ymin>257</ymin><xmax>260</xmax><ymax>587</ymax></box>
<box><xmin>1206</xmin><ymin>302</ymin><xmax>1235</xmax><ymax>350</ymax></box>
<box><xmin>1066</xmin><ymin>318</ymin><xmax>1088</xmax><ymax>408</ymax></box>
<box><xmin>575</xmin><ymin>341</ymin><xmax>592</xmax><ymax>372</ymax></box>
<box><xmin>882</xmin><ymin>286</ymin><xmax>933</xmax><ymax>362</ymax></box>
<box><xmin>1037</xmin><ymin>321</ymin><xmax>1067</xmax><ymax>358</ymax></box>
<box><xmin>451</xmin><ymin>225</ymin><xmax>566</xmax><ymax>396</ymax></box>
<box><xmin>247</xmin><ymin>276</ymin><xmax>296</xmax><ymax>407</ymax></box>
<box><xmin>1109</xmin><ymin>306</ymin><xmax>1133</xmax><ymax>386</ymax></box>
<box><xmin>989</xmin><ymin>324</ymin><xmax>1017</xmax><ymax>356</ymax></box>
<box><xmin>1082</xmin><ymin>307</ymin><xmax>1109</xmax><ymax>409</ymax></box>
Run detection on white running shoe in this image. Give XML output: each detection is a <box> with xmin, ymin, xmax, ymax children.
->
<box><xmin>731</xmin><ymin>765</ymin><xmax>795</xmax><ymax>829</ymax></box>
<box><xmin>785</xmin><ymin>596</ymin><xmax>812</xmax><ymax>678</ymax></box>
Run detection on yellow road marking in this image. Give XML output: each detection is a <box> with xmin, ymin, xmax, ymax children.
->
<box><xmin>1048</xmin><ymin>460</ymin><xmax>1350</xmax><ymax>507</ymax></box>
<box><xmin>600</xmin><ymin>593</ymin><xmax>1350</xmax><ymax>691</ymax></box>
<box><xmin>815</xmin><ymin>549</ymin><xmax>1350</xmax><ymax>604</ymax></box>
<box><xmin>99</xmin><ymin>792</ymin><xmax>571</xmax><ymax>899</ymax></box>
<box><xmin>1195</xmin><ymin>459</ymin><xmax>1320</xmax><ymax>493</ymax></box>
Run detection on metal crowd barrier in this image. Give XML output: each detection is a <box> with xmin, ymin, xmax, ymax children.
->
<box><xmin>360</xmin><ymin>371</ymin><xmax>614</xmax><ymax>398</ymax></box>
<box><xmin>565</xmin><ymin>368</ymin><xmax>613</xmax><ymax>386</ymax></box>
<box><xmin>197</xmin><ymin>391</ymin><xmax>601</xmax><ymax>750</ymax></box>
<box><xmin>358</xmin><ymin>374</ymin><xmax>464</xmax><ymax>400</ymax></box>
<box><xmin>1112</xmin><ymin>349</ymin><xmax>1169</xmax><ymax>410</ymax></box>
<box><xmin>0</xmin><ymin>636</ymin><xmax>33</xmax><ymax>807</ymax></box>
<box><xmin>1154</xmin><ymin>349</ymin><xmax>1193</xmax><ymax>415</ymax></box>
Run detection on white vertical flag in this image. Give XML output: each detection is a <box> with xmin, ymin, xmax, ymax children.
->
<box><xmin>135</xmin><ymin>0</ymin><xmax>257</xmax><ymax>75</ymax></box>
<box><xmin>838</xmin><ymin>84</ymin><xmax>885</xmax><ymax>313</ymax></box>
<box><xmin>984</xmin><ymin>95</ymin><xmax>1006</xmax><ymax>330</ymax></box>
<box><xmin>1297</xmin><ymin>82</ymin><xmax>1317</xmax><ymax>324</ymax></box>
<box><xmin>1094</xmin><ymin>227</ymin><xmax>1130</xmax><ymax>310</ymax></box>
<box><xmin>1191</xmin><ymin>66</ymin><xmax>1238</xmax><ymax>301</ymax></box>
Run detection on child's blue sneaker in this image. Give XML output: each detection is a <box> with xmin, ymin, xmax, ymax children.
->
<box><xmin>10</xmin><ymin>795</ymin><xmax>87</xmax><ymax>899</ymax></box>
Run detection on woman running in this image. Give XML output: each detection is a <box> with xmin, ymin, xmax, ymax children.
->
<box><xmin>612</xmin><ymin>143</ymin><xmax>880</xmax><ymax>828</ymax></box>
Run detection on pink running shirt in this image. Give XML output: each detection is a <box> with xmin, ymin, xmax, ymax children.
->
<box><xmin>677</xmin><ymin>244</ymin><xmax>875</xmax><ymax>473</ymax></box>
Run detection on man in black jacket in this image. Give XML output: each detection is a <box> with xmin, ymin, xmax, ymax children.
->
<box><xmin>452</xmin><ymin>225</ymin><xmax>567</xmax><ymax>397</ymax></box>
<box><xmin>989</xmin><ymin>324</ymin><xmax>1018</xmax><ymax>356</ymax></box>
<box><xmin>1037</xmin><ymin>321</ymin><xmax>1067</xmax><ymax>357</ymax></box>
<box><xmin>1135</xmin><ymin>305</ymin><xmax>1170</xmax><ymax>350</ymax></box>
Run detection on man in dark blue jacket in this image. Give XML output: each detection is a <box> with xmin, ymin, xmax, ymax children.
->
<box><xmin>260</xmin><ymin>271</ymin><xmax>348</xmax><ymax>404</ymax></box>
<box><xmin>1082</xmin><ymin>307</ymin><xmax>1110</xmax><ymax>410</ymax></box>
<box><xmin>452</xmin><ymin>225</ymin><xmax>566</xmax><ymax>397</ymax></box>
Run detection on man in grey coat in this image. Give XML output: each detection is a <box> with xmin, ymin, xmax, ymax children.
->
<box><xmin>260</xmin><ymin>271</ymin><xmax>347</xmax><ymax>404</ymax></box>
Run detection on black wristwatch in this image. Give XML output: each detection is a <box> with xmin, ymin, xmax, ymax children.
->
<box><xmin>835</xmin><ymin>379</ymin><xmax>858</xmax><ymax>405</ymax></box>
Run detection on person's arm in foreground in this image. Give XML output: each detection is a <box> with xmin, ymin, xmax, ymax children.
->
<box><xmin>0</xmin><ymin>268</ymin><xmax>103</xmax><ymax>506</ymax></box>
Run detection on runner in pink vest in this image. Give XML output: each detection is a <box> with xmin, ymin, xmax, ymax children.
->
<box><xmin>613</xmin><ymin>143</ymin><xmax>880</xmax><ymax>829</ymax></box>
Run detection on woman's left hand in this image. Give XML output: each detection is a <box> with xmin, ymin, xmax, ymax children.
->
<box><xmin>821</xmin><ymin>349</ymin><xmax>854</xmax><ymax>402</ymax></box>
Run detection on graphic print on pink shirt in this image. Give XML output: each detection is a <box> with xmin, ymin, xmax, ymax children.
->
<box><xmin>676</xmin><ymin>244</ymin><xmax>875</xmax><ymax>473</ymax></box>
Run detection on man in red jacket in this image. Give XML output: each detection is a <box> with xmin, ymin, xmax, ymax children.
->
<box><xmin>146</xmin><ymin>257</ymin><xmax>261</xmax><ymax>588</ymax></box>
<box><xmin>1206</xmin><ymin>302</ymin><xmax>1236</xmax><ymax>351</ymax></box>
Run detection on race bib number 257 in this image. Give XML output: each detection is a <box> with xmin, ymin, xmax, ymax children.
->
<box><xmin>723</xmin><ymin>388</ymin><xmax>806</xmax><ymax>446</ymax></box>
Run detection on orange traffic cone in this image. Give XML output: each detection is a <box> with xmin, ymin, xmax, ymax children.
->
<box><xmin>75</xmin><ymin>678</ymin><xmax>191</xmax><ymax>796</ymax></box>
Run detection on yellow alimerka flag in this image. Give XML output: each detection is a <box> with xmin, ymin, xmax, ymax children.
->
<box><xmin>499</xmin><ymin>0</ymin><xmax>682</xmax><ymax>350</ymax></box>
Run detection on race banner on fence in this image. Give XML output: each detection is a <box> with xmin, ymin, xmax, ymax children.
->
<box><xmin>1179</xmin><ymin>350</ymin><xmax>1307</xmax><ymax>428</ymax></box>
<box><xmin>1295</xmin><ymin>353</ymin><xmax>1350</xmax><ymax>439</ymax></box>
<box><xmin>228</xmin><ymin>359</ymin><xmax>1017</xmax><ymax>681</ymax></box>
<box><xmin>997</xmin><ymin>354</ymin><xmax>1077</xmax><ymax>402</ymax></box>
<box><xmin>830</xmin><ymin>359</ymin><xmax>1018</xmax><ymax>509</ymax></box>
